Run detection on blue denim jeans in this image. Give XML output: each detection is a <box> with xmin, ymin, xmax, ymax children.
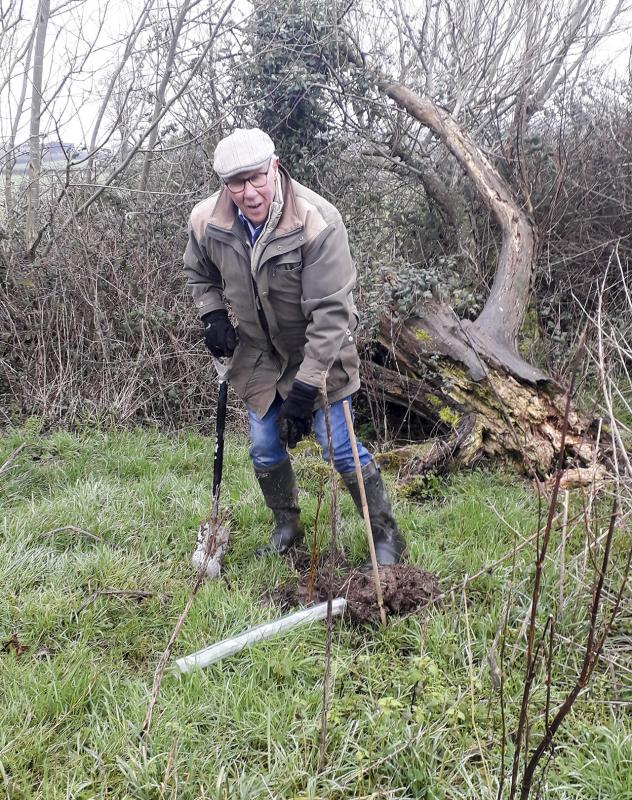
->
<box><xmin>247</xmin><ymin>394</ymin><xmax>372</xmax><ymax>474</ymax></box>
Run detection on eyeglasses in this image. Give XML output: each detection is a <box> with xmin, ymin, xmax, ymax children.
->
<box><xmin>225</xmin><ymin>163</ymin><xmax>271</xmax><ymax>193</ymax></box>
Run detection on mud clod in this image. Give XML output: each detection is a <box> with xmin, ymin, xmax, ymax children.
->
<box><xmin>269</xmin><ymin>563</ymin><xmax>441</xmax><ymax>624</ymax></box>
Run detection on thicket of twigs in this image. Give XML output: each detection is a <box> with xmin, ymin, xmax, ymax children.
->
<box><xmin>1</xmin><ymin>206</ymin><xmax>220</xmax><ymax>428</ymax></box>
<box><xmin>1</xmin><ymin>76</ymin><xmax>631</xmax><ymax>434</ymax></box>
<box><xmin>499</xmin><ymin>282</ymin><xmax>632</xmax><ymax>797</ymax></box>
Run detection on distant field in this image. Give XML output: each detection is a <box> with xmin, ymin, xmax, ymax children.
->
<box><xmin>7</xmin><ymin>157</ymin><xmax>80</xmax><ymax>177</ymax></box>
<box><xmin>0</xmin><ymin>161</ymin><xmax>86</xmax><ymax>224</ymax></box>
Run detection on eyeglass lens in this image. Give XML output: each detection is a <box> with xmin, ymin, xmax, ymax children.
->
<box><xmin>227</xmin><ymin>171</ymin><xmax>268</xmax><ymax>192</ymax></box>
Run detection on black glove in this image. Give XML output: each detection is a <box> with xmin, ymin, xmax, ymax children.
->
<box><xmin>278</xmin><ymin>380</ymin><xmax>319</xmax><ymax>449</ymax></box>
<box><xmin>201</xmin><ymin>309</ymin><xmax>237</xmax><ymax>358</ymax></box>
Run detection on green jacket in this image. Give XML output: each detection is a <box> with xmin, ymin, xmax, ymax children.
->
<box><xmin>183</xmin><ymin>168</ymin><xmax>361</xmax><ymax>417</ymax></box>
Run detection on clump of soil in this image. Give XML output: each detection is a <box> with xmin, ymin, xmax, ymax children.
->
<box><xmin>268</xmin><ymin>559</ymin><xmax>441</xmax><ymax>624</ymax></box>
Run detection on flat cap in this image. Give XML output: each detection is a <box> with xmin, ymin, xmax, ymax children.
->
<box><xmin>213</xmin><ymin>128</ymin><xmax>275</xmax><ymax>180</ymax></box>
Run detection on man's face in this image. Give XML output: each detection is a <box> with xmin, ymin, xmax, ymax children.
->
<box><xmin>226</xmin><ymin>157</ymin><xmax>278</xmax><ymax>226</ymax></box>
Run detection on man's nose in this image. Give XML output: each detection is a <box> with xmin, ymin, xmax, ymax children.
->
<box><xmin>243</xmin><ymin>180</ymin><xmax>257</xmax><ymax>200</ymax></box>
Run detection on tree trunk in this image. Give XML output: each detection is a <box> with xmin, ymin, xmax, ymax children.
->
<box><xmin>25</xmin><ymin>0</ymin><xmax>49</xmax><ymax>252</ymax></box>
<box><xmin>389</xmin><ymin>142</ymin><xmax>479</xmax><ymax>271</ymax></box>
<box><xmin>4</xmin><ymin>23</ymin><xmax>37</xmax><ymax>225</ymax></box>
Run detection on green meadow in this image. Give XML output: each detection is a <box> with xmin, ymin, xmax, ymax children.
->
<box><xmin>1</xmin><ymin>424</ymin><xmax>630</xmax><ymax>799</ymax></box>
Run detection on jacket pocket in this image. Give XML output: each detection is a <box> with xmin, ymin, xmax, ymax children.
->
<box><xmin>227</xmin><ymin>343</ymin><xmax>263</xmax><ymax>399</ymax></box>
<box><xmin>326</xmin><ymin>343</ymin><xmax>360</xmax><ymax>395</ymax></box>
<box><xmin>271</xmin><ymin>251</ymin><xmax>302</xmax><ymax>273</ymax></box>
<box><xmin>268</xmin><ymin>255</ymin><xmax>305</xmax><ymax>323</ymax></box>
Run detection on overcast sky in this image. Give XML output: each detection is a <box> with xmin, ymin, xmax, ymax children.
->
<box><xmin>1</xmin><ymin>0</ymin><xmax>139</xmax><ymax>146</ymax></box>
<box><xmin>2</xmin><ymin>0</ymin><xmax>631</xmax><ymax>148</ymax></box>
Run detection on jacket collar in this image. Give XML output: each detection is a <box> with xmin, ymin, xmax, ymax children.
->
<box><xmin>209</xmin><ymin>166</ymin><xmax>302</xmax><ymax>237</ymax></box>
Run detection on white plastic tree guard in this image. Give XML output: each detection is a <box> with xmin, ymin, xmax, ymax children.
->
<box><xmin>174</xmin><ymin>598</ymin><xmax>347</xmax><ymax>673</ymax></box>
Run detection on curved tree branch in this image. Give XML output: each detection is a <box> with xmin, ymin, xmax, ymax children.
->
<box><xmin>377</xmin><ymin>80</ymin><xmax>538</xmax><ymax>349</ymax></box>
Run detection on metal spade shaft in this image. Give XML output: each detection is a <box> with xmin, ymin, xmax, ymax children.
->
<box><xmin>212</xmin><ymin>378</ymin><xmax>228</xmax><ymax>503</ymax></box>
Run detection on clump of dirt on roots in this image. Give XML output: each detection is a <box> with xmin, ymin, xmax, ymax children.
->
<box><xmin>267</xmin><ymin>554</ymin><xmax>441</xmax><ymax>624</ymax></box>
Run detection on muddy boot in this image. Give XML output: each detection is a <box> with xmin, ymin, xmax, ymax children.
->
<box><xmin>340</xmin><ymin>460</ymin><xmax>406</xmax><ymax>566</ymax></box>
<box><xmin>254</xmin><ymin>458</ymin><xmax>304</xmax><ymax>557</ymax></box>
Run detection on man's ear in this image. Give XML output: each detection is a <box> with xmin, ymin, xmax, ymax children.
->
<box><xmin>272</xmin><ymin>156</ymin><xmax>280</xmax><ymax>175</ymax></box>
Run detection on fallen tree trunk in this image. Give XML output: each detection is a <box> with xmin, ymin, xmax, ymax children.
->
<box><xmin>349</xmin><ymin>77</ymin><xmax>599</xmax><ymax>478</ymax></box>
<box><xmin>365</xmin><ymin>310</ymin><xmax>596</xmax><ymax>478</ymax></box>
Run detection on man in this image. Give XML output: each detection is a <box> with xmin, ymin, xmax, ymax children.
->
<box><xmin>183</xmin><ymin>128</ymin><xmax>405</xmax><ymax>565</ymax></box>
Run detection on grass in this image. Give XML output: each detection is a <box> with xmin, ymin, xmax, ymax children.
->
<box><xmin>0</xmin><ymin>423</ymin><xmax>630</xmax><ymax>799</ymax></box>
